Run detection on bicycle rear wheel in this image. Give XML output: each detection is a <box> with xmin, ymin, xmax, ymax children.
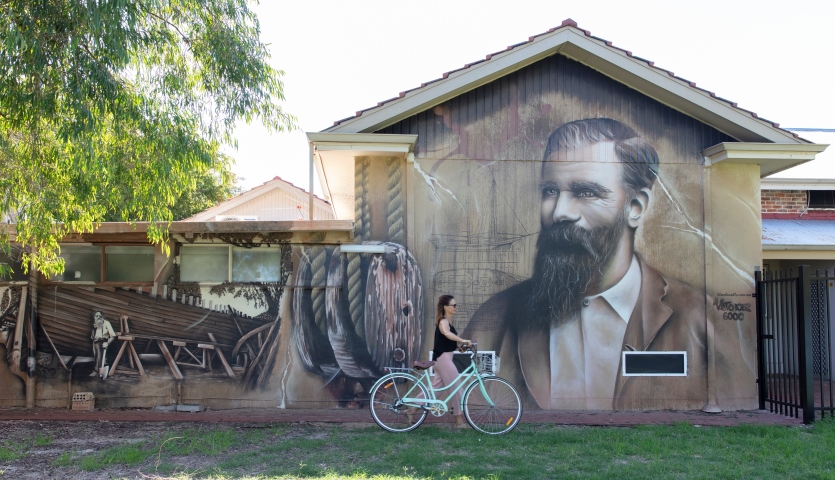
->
<box><xmin>369</xmin><ymin>373</ymin><xmax>428</xmax><ymax>432</ymax></box>
<box><xmin>462</xmin><ymin>377</ymin><xmax>522</xmax><ymax>434</ymax></box>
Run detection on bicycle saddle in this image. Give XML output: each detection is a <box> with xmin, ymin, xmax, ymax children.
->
<box><xmin>413</xmin><ymin>360</ymin><xmax>435</xmax><ymax>370</ymax></box>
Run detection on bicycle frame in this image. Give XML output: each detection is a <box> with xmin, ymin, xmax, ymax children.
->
<box><xmin>391</xmin><ymin>355</ymin><xmax>496</xmax><ymax>414</ymax></box>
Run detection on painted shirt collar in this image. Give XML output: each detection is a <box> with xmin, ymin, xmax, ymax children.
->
<box><xmin>584</xmin><ymin>255</ymin><xmax>641</xmax><ymax>323</ymax></box>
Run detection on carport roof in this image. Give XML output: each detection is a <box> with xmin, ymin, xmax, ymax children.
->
<box><xmin>762</xmin><ymin>219</ymin><xmax>835</xmax><ymax>249</ymax></box>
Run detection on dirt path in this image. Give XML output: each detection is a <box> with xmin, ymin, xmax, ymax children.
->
<box><xmin>0</xmin><ymin>420</ymin><xmax>313</xmax><ymax>479</ymax></box>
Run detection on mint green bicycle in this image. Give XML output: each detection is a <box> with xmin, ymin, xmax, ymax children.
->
<box><xmin>368</xmin><ymin>344</ymin><xmax>522</xmax><ymax>434</ymax></box>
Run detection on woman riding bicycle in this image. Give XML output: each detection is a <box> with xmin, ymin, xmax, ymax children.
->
<box><xmin>428</xmin><ymin>294</ymin><xmax>472</xmax><ymax>429</ymax></box>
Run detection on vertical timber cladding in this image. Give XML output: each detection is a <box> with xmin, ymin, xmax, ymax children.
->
<box><xmin>378</xmin><ymin>53</ymin><xmax>759</xmax><ymax>410</ymax></box>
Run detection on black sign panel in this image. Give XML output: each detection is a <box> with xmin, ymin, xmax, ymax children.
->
<box><xmin>622</xmin><ymin>352</ymin><xmax>687</xmax><ymax>376</ymax></box>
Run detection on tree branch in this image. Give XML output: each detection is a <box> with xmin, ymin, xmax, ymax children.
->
<box><xmin>137</xmin><ymin>1</ymin><xmax>192</xmax><ymax>46</ymax></box>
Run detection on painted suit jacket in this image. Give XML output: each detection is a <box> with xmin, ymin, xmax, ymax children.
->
<box><xmin>464</xmin><ymin>256</ymin><xmax>755</xmax><ymax>410</ymax></box>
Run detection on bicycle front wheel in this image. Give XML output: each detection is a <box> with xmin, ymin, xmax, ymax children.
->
<box><xmin>463</xmin><ymin>377</ymin><xmax>522</xmax><ymax>434</ymax></box>
<box><xmin>369</xmin><ymin>373</ymin><xmax>428</xmax><ymax>432</ymax></box>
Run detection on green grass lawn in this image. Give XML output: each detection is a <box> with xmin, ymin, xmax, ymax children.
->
<box><xmin>3</xmin><ymin>420</ymin><xmax>835</xmax><ymax>479</ymax></box>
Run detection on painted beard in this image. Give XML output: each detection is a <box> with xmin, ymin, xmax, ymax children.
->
<box><xmin>528</xmin><ymin>212</ymin><xmax>627</xmax><ymax>327</ymax></box>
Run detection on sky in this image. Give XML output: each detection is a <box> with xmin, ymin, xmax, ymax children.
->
<box><xmin>225</xmin><ymin>0</ymin><xmax>835</xmax><ymax>195</ymax></box>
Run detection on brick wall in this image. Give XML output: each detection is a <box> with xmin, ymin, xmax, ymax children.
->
<box><xmin>761</xmin><ymin>190</ymin><xmax>835</xmax><ymax>219</ymax></box>
<box><xmin>761</xmin><ymin>190</ymin><xmax>807</xmax><ymax>213</ymax></box>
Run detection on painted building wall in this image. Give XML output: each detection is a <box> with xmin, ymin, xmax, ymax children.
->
<box><xmin>284</xmin><ymin>54</ymin><xmax>760</xmax><ymax>411</ymax></box>
<box><xmin>294</xmin><ymin>52</ymin><xmax>758</xmax><ymax>410</ymax></box>
<box><xmin>1</xmin><ymin>52</ymin><xmax>762</xmax><ymax>412</ymax></box>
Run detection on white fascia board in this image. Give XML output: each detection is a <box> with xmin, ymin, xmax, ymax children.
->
<box><xmin>704</xmin><ymin>142</ymin><xmax>829</xmax><ymax>161</ymax></box>
<box><xmin>761</xmin><ymin>177</ymin><xmax>835</xmax><ymax>190</ymax></box>
<box><xmin>316</xmin><ymin>144</ymin><xmax>411</xmax><ymax>154</ymax></box>
<box><xmin>704</xmin><ymin>142</ymin><xmax>829</xmax><ymax>177</ymax></box>
<box><xmin>324</xmin><ymin>29</ymin><xmax>800</xmax><ymax>145</ymax></box>
<box><xmin>307</xmin><ymin>133</ymin><xmax>418</xmax><ymax>150</ymax></box>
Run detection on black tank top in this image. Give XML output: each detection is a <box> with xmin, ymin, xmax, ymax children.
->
<box><xmin>433</xmin><ymin>321</ymin><xmax>458</xmax><ymax>361</ymax></box>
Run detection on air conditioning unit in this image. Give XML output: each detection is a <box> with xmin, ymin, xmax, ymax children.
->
<box><xmin>215</xmin><ymin>215</ymin><xmax>258</xmax><ymax>221</ymax></box>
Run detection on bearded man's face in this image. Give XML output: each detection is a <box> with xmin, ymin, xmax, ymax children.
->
<box><xmin>529</xmin><ymin>213</ymin><xmax>627</xmax><ymax>325</ymax></box>
<box><xmin>529</xmin><ymin>146</ymin><xmax>634</xmax><ymax>326</ymax></box>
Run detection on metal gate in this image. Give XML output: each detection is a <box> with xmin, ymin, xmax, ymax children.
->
<box><xmin>756</xmin><ymin>266</ymin><xmax>835</xmax><ymax>424</ymax></box>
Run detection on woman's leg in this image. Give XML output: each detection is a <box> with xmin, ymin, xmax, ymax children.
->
<box><xmin>435</xmin><ymin>352</ymin><xmax>464</xmax><ymax>415</ymax></box>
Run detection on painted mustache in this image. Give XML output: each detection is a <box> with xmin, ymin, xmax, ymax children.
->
<box><xmin>528</xmin><ymin>217</ymin><xmax>625</xmax><ymax>327</ymax></box>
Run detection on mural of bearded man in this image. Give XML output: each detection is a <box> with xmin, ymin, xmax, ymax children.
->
<box><xmin>466</xmin><ymin>118</ymin><xmax>752</xmax><ymax>411</ymax></box>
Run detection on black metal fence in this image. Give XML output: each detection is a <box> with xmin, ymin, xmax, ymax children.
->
<box><xmin>756</xmin><ymin>266</ymin><xmax>835</xmax><ymax>424</ymax></box>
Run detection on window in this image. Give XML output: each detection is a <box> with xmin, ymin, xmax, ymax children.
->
<box><xmin>51</xmin><ymin>245</ymin><xmax>155</xmax><ymax>283</ymax></box>
<box><xmin>808</xmin><ymin>190</ymin><xmax>835</xmax><ymax>209</ymax></box>
<box><xmin>180</xmin><ymin>246</ymin><xmax>229</xmax><ymax>282</ymax></box>
<box><xmin>106</xmin><ymin>246</ymin><xmax>155</xmax><ymax>282</ymax></box>
<box><xmin>180</xmin><ymin>245</ymin><xmax>282</xmax><ymax>283</ymax></box>
<box><xmin>232</xmin><ymin>248</ymin><xmax>282</xmax><ymax>282</ymax></box>
<box><xmin>58</xmin><ymin>245</ymin><xmax>102</xmax><ymax>282</ymax></box>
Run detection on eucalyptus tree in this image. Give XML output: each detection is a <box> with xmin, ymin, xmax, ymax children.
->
<box><xmin>0</xmin><ymin>0</ymin><xmax>295</xmax><ymax>277</ymax></box>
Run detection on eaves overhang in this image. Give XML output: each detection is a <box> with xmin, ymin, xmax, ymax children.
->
<box><xmin>306</xmin><ymin>133</ymin><xmax>418</xmax><ymax>221</ymax></box>
<box><xmin>703</xmin><ymin>143</ymin><xmax>829</xmax><ymax>178</ymax></box>
<box><xmin>1</xmin><ymin>220</ymin><xmax>355</xmax><ymax>244</ymax></box>
<box><xmin>760</xmin><ymin>177</ymin><xmax>835</xmax><ymax>190</ymax></box>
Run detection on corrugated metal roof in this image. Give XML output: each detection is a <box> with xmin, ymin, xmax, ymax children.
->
<box><xmin>762</xmin><ymin>219</ymin><xmax>835</xmax><ymax>246</ymax></box>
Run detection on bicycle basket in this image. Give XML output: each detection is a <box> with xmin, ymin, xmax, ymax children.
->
<box><xmin>474</xmin><ymin>351</ymin><xmax>499</xmax><ymax>374</ymax></box>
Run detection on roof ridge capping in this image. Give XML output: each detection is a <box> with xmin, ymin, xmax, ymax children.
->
<box><xmin>325</xmin><ymin>18</ymin><xmax>805</xmax><ymax>144</ymax></box>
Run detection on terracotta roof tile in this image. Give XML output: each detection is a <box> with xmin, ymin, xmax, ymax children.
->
<box><xmin>330</xmin><ymin>18</ymin><xmax>798</xmax><ymax>140</ymax></box>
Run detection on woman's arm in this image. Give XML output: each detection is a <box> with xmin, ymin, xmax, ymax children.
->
<box><xmin>439</xmin><ymin>319</ymin><xmax>470</xmax><ymax>345</ymax></box>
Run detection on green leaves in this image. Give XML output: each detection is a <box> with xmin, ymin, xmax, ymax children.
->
<box><xmin>0</xmin><ymin>0</ymin><xmax>296</xmax><ymax>276</ymax></box>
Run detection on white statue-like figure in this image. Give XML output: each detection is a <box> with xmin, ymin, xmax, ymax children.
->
<box><xmin>91</xmin><ymin>310</ymin><xmax>116</xmax><ymax>377</ymax></box>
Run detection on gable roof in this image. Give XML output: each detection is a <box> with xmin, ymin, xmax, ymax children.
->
<box><xmin>184</xmin><ymin>176</ymin><xmax>333</xmax><ymax>222</ymax></box>
<box><xmin>324</xmin><ymin>19</ymin><xmax>805</xmax><ymax>145</ymax></box>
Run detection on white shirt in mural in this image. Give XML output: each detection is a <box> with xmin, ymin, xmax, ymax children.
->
<box><xmin>549</xmin><ymin>255</ymin><xmax>641</xmax><ymax>409</ymax></box>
